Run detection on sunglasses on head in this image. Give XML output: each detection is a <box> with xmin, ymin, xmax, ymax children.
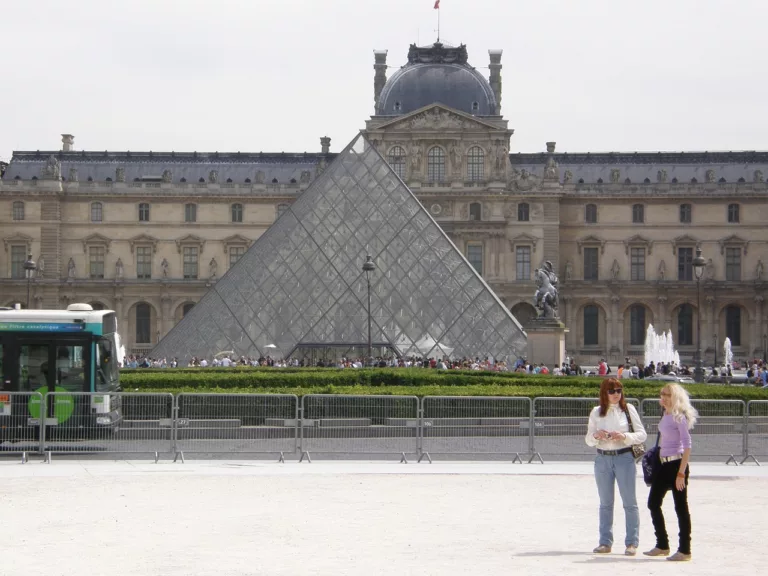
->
<box><xmin>607</xmin><ymin>388</ymin><xmax>623</xmax><ymax>394</ymax></box>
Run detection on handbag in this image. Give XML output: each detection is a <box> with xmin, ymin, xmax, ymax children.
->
<box><xmin>623</xmin><ymin>406</ymin><xmax>646</xmax><ymax>461</ymax></box>
<box><xmin>641</xmin><ymin>411</ymin><xmax>664</xmax><ymax>487</ymax></box>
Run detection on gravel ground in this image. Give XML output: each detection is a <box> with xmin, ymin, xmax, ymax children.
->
<box><xmin>1</xmin><ymin>460</ymin><xmax>763</xmax><ymax>576</ymax></box>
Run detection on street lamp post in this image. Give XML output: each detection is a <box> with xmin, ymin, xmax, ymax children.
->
<box><xmin>23</xmin><ymin>254</ymin><xmax>37</xmax><ymax>309</ymax></box>
<box><xmin>362</xmin><ymin>255</ymin><xmax>376</xmax><ymax>366</ymax></box>
<box><xmin>692</xmin><ymin>247</ymin><xmax>707</xmax><ymax>382</ymax></box>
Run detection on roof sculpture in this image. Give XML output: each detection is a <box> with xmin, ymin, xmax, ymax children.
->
<box><xmin>151</xmin><ymin>134</ymin><xmax>527</xmax><ymax>365</ymax></box>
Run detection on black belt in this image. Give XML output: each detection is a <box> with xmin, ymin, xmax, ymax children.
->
<box><xmin>597</xmin><ymin>447</ymin><xmax>633</xmax><ymax>456</ymax></box>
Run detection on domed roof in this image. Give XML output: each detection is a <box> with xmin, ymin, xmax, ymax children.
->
<box><xmin>377</xmin><ymin>43</ymin><xmax>498</xmax><ymax>117</ymax></box>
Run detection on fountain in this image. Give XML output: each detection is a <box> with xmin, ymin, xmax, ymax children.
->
<box><xmin>723</xmin><ymin>337</ymin><xmax>733</xmax><ymax>370</ymax></box>
<box><xmin>644</xmin><ymin>324</ymin><xmax>680</xmax><ymax>368</ymax></box>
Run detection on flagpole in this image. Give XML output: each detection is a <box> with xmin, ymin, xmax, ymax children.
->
<box><xmin>437</xmin><ymin>5</ymin><xmax>440</xmax><ymax>42</ymax></box>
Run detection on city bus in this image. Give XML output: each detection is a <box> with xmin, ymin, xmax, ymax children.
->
<box><xmin>0</xmin><ymin>303</ymin><xmax>122</xmax><ymax>439</ymax></box>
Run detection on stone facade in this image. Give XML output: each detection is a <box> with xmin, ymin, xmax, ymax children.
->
<box><xmin>2</xmin><ymin>44</ymin><xmax>768</xmax><ymax>366</ymax></box>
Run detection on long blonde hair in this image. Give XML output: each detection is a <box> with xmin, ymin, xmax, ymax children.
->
<box><xmin>662</xmin><ymin>383</ymin><xmax>698</xmax><ymax>429</ymax></box>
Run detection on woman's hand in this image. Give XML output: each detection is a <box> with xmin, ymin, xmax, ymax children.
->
<box><xmin>675</xmin><ymin>472</ymin><xmax>686</xmax><ymax>491</ymax></box>
<box><xmin>609</xmin><ymin>431</ymin><xmax>626</xmax><ymax>441</ymax></box>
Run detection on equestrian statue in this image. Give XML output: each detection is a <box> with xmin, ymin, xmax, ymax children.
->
<box><xmin>534</xmin><ymin>260</ymin><xmax>560</xmax><ymax>320</ymax></box>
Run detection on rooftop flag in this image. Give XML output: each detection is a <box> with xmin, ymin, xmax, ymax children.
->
<box><xmin>434</xmin><ymin>1</ymin><xmax>440</xmax><ymax>9</ymax></box>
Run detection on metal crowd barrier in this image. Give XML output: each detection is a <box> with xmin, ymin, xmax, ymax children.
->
<box><xmin>744</xmin><ymin>400</ymin><xmax>768</xmax><ymax>465</ymax></box>
<box><xmin>0</xmin><ymin>392</ymin><xmax>44</xmax><ymax>463</ymax></box>
<box><xmin>41</xmin><ymin>393</ymin><xmax>174</xmax><ymax>463</ymax></box>
<box><xmin>640</xmin><ymin>398</ymin><xmax>746</xmax><ymax>465</ymax></box>
<box><xmin>173</xmin><ymin>394</ymin><xmax>299</xmax><ymax>462</ymax></box>
<box><xmin>420</xmin><ymin>396</ymin><xmax>532</xmax><ymax>463</ymax></box>
<box><xmin>299</xmin><ymin>394</ymin><xmax>419</xmax><ymax>462</ymax></box>
<box><xmin>530</xmin><ymin>397</ymin><xmax>640</xmax><ymax>463</ymax></box>
<box><xmin>2</xmin><ymin>393</ymin><xmax>763</xmax><ymax>464</ymax></box>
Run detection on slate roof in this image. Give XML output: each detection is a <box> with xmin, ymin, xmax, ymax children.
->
<box><xmin>509</xmin><ymin>151</ymin><xmax>768</xmax><ymax>184</ymax></box>
<box><xmin>2</xmin><ymin>151</ymin><xmax>333</xmax><ymax>185</ymax></box>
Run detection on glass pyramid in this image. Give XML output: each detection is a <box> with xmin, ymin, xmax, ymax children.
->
<box><xmin>151</xmin><ymin>134</ymin><xmax>527</xmax><ymax>365</ymax></box>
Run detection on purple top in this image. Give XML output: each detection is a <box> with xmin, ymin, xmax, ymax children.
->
<box><xmin>659</xmin><ymin>413</ymin><xmax>692</xmax><ymax>457</ymax></box>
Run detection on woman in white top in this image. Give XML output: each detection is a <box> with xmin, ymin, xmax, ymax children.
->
<box><xmin>585</xmin><ymin>378</ymin><xmax>648</xmax><ymax>556</ymax></box>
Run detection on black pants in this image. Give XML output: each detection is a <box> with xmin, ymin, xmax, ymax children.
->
<box><xmin>647</xmin><ymin>460</ymin><xmax>691</xmax><ymax>554</ymax></box>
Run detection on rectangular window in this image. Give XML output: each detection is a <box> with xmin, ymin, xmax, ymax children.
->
<box><xmin>466</xmin><ymin>244</ymin><xmax>483</xmax><ymax>276</ymax></box>
<box><xmin>583</xmin><ymin>247</ymin><xmax>599</xmax><ymax>281</ymax></box>
<box><xmin>183</xmin><ymin>246</ymin><xmax>198</xmax><ymax>279</ymax></box>
<box><xmin>679</xmin><ymin>204</ymin><xmax>692</xmax><ymax>223</ymax></box>
<box><xmin>229</xmin><ymin>246</ymin><xmax>245</xmax><ymax>269</ymax></box>
<box><xmin>677</xmin><ymin>247</ymin><xmax>693</xmax><ymax>281</ymax></box>
<box><xmin>185</xmin><ymin>204</ymin><xmax>197</xmax><ymax>223</ymax></box>
<box><xmin>725</xmin><ymin>247</ymin><xmax>741</xmax><ymax>281</ymax></box>
<box><xmin>138</xmin><ymin>203</ymin><xmax>150</xmax><ymax>222</ymax></box>
<box><xmin>516</xmin><ymin>246</ymin><xmax>531</xmax><ymax>281</ymax></box>
<box><xmin>136</xmin><ymin>246</ymin><xmax>152</xmax><ymax>279</ymax></box>
<box><xmin>630</xmin><ymin>247</ymin><xmax>645</xmax><ymax>281</ymax></box>
<box><xmin>89</xmin><ymin>246</ymin><xmax>105</xmax><ymax>279</ymax></box>
<box><xmin>10</xmin><ymin>246</ymin><xmax>26</xmax><ymax>279</ymax></box>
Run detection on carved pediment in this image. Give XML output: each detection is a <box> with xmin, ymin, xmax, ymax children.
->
<box><xmin>577</xmin><ymin>235</ymin><xmax>606</xmax><ymax>254</ymax></box>
<box><xmin>718</xmin><ymin>234</ymin><xmax>748</xmax><ymax>255</ymax></box>
<box><xmin>623</xmin><ymin>234</ymin><xmax>654</xmax><ymax>255</ymax></box>
<box><xmin>3</xmin><ymin>232</ymin><xmax>33</xmax><ymax>252</ymax></box>
<box><xmin>176</xmin><ymin>234</ymin><xmax>205</xmax><ymax>254</ymax></box>
<box><xmin>222</xmin><ymin>234</ymin><xmax>252</xmax><ymax>254</ymax></box>
<box><xmin>377</xmin><ymin>104</ymin><xmax>502</xmax><ymax>132</ymax></box>
<box><xmin>509</xmin><ymin>233</ymin><xmax>539</xmax><ymax>252</ymax></box>
<box><xmin>672</xmin><ymin>234</ymin><xmax>698</xmax><ymax>255</ymax></box>
<box><xmin>81</xmin><ymin>233</ymin><xmax>112</xmax><ymax>253</ymax></box>
<box><xmin>129</xmin><ymin>234</ymin><xmax>159</xmax><ymax>253</ymax></box>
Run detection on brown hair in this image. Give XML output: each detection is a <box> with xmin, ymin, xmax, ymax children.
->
<box><xmin>598</xmin><ymin>378</ymin><xmax>627</xmax><ymax>416</ymax></box>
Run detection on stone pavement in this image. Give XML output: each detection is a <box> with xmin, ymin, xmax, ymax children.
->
<box><xmin>1</xmin><ymin>459</ymin><xmax>764</xmax><ymax>576</ymax></box>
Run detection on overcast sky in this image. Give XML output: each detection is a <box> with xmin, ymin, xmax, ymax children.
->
<box><xmin>1</xmin><ymin>0</ymin><xmax>765</xmax><ymax>161</ymax></box>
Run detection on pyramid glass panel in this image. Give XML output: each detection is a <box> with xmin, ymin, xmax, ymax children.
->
<box><xmin>151</xmin><ymin>134</ymin><xmax>527</xmax><ymax>364</ymax></box>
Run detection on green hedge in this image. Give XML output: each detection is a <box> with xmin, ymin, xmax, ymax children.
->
<box><xmin>118</xmin><ymin>369</ymin><xmax>767</xmax><ymax>402</ymax></box>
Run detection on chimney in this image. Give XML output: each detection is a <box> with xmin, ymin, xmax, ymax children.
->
<box><xmin>61</xmin><ymin>134</ymin><xmax>75</xmax><ymax>151</ymax></box>
<box><xmin>373</xmin><ymin>50</ymin><xmax>388</xmax><ymax>110</ymax></box>
<box><xmin>488</xmin><ymin>50</ymin><xmax>503</xmax><ymax>114</ymax></box>
<box><xmin>320</xmin><ymin>136</ymin><xmax>331</xmax><ymax>154</ymax></box>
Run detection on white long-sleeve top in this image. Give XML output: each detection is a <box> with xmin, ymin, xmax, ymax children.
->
<box><xmin>585</xmin><ymin>403</ymin><xmax>647</xmax><ymax>450</ymax></box>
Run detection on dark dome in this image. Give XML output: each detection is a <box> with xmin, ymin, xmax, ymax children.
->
<box><xmin>377</xmin><ymin>43</ymin><xmax>497</xmax><ymax>117</ymax></box>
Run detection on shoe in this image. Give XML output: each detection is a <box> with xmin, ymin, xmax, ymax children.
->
<box><xmin>667</xmin><ymin>552</ymin><xmax>692</xmax><ymax>562</ymax></box>
<box><xmin>593</xmin><ymin>545</ymin><xmax>611</xmax><ymax>554</ymax></box>
<box><xmin>625</xmin><ymin>545</ymin><xmax>637</xmax><ymax>556</ymax></box>
<box><xmin>643</xmin><ymin>547</ymin><xmax>671</xmax><ymax>557</ymax></box>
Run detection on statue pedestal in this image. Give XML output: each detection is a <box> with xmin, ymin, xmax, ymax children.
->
<box><xmin>526</xmin><ymin>319</ymin><xmax>568</xmax><ymax>368</ymax></box>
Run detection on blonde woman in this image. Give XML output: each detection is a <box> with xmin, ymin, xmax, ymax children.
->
<box><xmin>644</xmin><ymin>383</ymin><xmax>698</xmax><ymax>562</ymax></box>
<box><xmin>585</xmin><ymin>378</ymin><xmax>647</xmax><ymax>555</ymax></box>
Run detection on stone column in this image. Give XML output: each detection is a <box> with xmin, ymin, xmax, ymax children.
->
<box><xmin>610</xmin><ymin>295</ymin><xmax>621</xmax><ymax>360</ymax></box>
<box><xmin>605</xmin><ymin>305</ymin><xmax>613</xmax><ymax>361</ymax></box>
<box><xmin>753</xmin><ymin>295</ymin><xmax>763</xmax><ymax>357</ymax></box>
<box><xmin>161</xmin><ymin>294</ymin><xmax>172</xmax><ymax>340</ymax></box>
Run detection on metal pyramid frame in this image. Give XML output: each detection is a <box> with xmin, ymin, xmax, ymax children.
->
<box><xmin>151</xmin><ymin>134</ymin><xmax>527</xmax><ymax>364</ymax></box>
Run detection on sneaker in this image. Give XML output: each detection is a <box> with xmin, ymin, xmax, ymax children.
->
<box><xmin>592</xmin><ymin>545</ymin><xmax>611</xmax><ymax>554</ymax></box>
<box><xmin>625</xmin><ymin>545</ymin><xmax>637</xmax><ymax>556</ymax></box>
<box><xmin>643</xmin><ymin>547</ymin><xmax>671</xmax><ymax>557</ymax></box>
<box><xmin>667</xmin><ymin>552</ymin><xmax>692</xmax><ymax>562</ymax></box>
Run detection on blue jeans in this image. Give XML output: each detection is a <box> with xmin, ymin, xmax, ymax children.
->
<box><xmin>594</xmin><ymin>452</ymin><xmax>640</xmax><ymax>547</ymax></box>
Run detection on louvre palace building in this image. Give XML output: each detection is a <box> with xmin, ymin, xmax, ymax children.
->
<box><xmin>2</xmin><ymin>41</ymin><xmax>768</xmax><ymax>365</ymax></box>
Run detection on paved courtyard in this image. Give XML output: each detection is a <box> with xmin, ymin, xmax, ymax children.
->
<box><xmin>1</xmin><ymin>459</ymin><xmax>764</xmax><ymax>575</ymax></box>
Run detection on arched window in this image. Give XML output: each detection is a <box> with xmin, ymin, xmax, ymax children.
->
<box><xmin>136</xmin><ymin>303</ymin><xmax>151</xmax><ymax>344</ymax></box>
<box><xmin>584</xmin><ymin>305</ymin><xmax>599</xmax><ymax>346</ymax></box>
<box><xmin>629</xmin><ymin>305</ymin><xmax>646</xmax><ymax>346</ymax></box>
<box><xmin>632</xmin><ymin>204</ymin><xmax>644</xmax><ymax>223</ymax></box>
<box><xmin>469</xmin><ymin>202</ymin><xmax>482</xmax><ymax>221</ymax></box>
<box><xmin>183</xmin><ymin>303</ymin><xmax>195</xmax><ymax>317</ymax></box>
<box><xmin>585</xmin><ymin>203</ymin><xmax>597</xmax><ymax>224</ymax></box>
<box><xmin>90</xmin><ymin>202</ymin><xmax>103</xmax><ymax>222</ymax></box>
<box><xmin>387</xmin><ymin>146</ymin><xmax>406</xmax><ymax>180</ymax></box>
<box><xmin>231</xmin><ymin>203</ymin><xmax>243</xmax><ymax>223</ymax></box>
<box><xmin>12</xmin><ymin>201</ymin><xmax>24</xmax><ymax>221</ymax></box>
<box><xmin>427</xmin><ymin>147</ymin><xmax>445</xmax><ymax>183</ymax></box>
<box><xmin>277</xmin><ymin>204</ymin><xmax>289</xmax><ymax>219</ymax></box>
<box><xmin>679</xmin><ymin>203</ymin><xmax>692</xmax><ymax>223</ymax></box>
<box><xmin>677</xmin><ymin>304</ymin><xmax>693</xmax><ymax>346</ymax></box>
<box><xmin>184</xmin><ymin>203</ymin><xmax>197</xmax><ymax>223</ymax></box>
<box><xmin>518</xmin><ymin>202</ymin><xmax>529</xmax><ymax>222</ymax></box>
<box><xmin>466</xmin><ymin>146</ymin><xmax>484</xmax><ymax>182</ymax></box>
<box><xmin>138</xmin><ymin>203</ymin><xmax>150</xmax><ymax>222</ymax></box>
<box><xmin>725</xmin><ymin>305</ymin><xmax>741</xmax><ymax>346</ymax></box>
<box><xmin>728</xmin><ymin>203</ymin><xmax>740</xmax><ymax>223</ymax></box>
